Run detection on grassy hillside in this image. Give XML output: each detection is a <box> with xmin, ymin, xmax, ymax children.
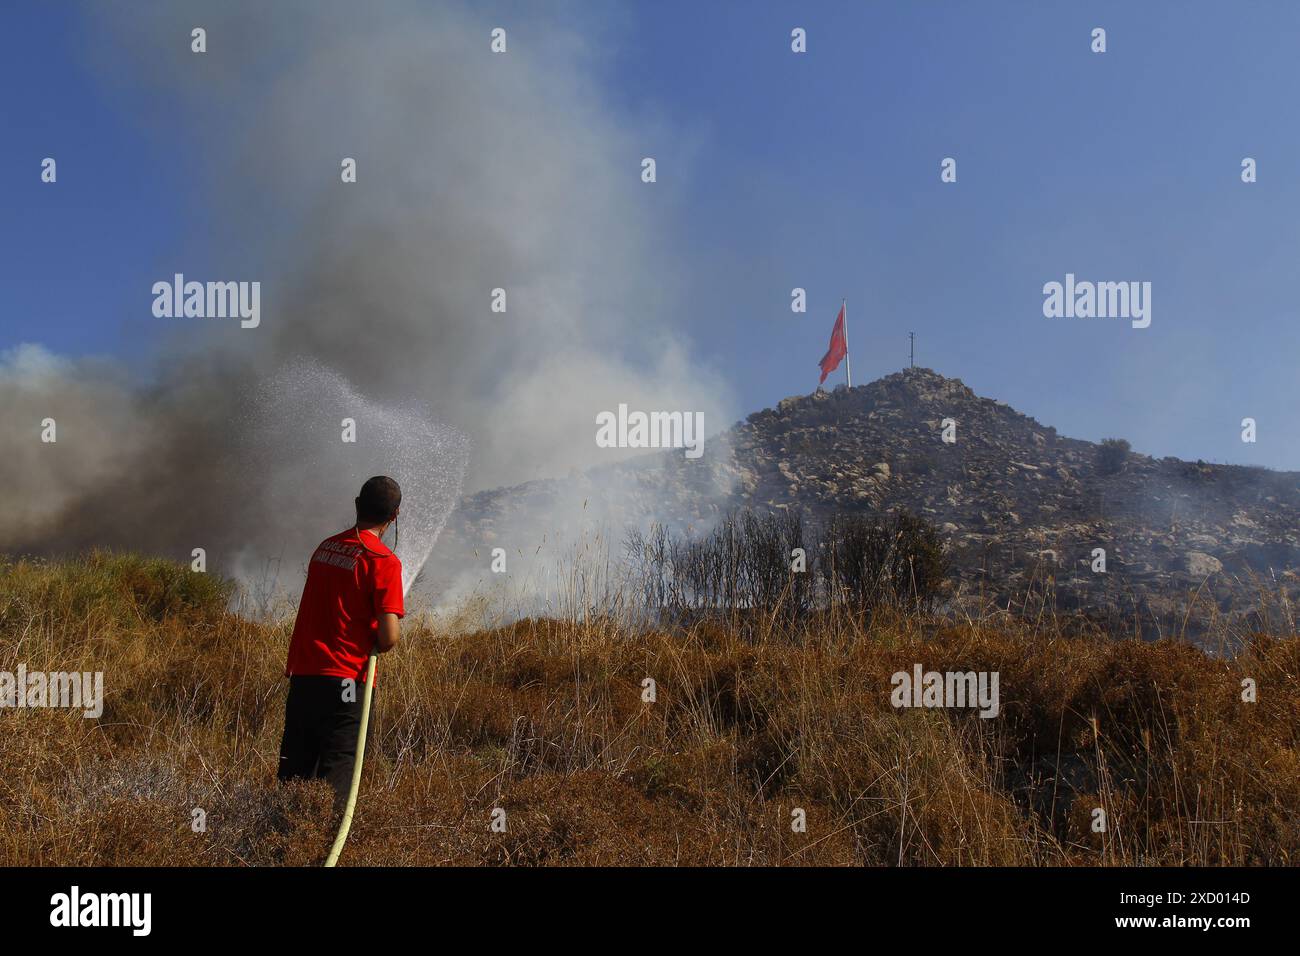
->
<box><xmin>1</xmin><ymin>552</ymin><xmax>1297</xmax><ymax>866</ymax></box>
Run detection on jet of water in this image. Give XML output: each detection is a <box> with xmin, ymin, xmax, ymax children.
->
<box><xmin>245</xmin><ymin>358</ymin><xmax>471</xmax><ymax>599</ymax></box>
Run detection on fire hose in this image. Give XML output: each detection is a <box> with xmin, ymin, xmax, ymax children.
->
<box><xmin>323</xmin><ymin>649</ymin><xmax>378</xmax><ymax>867</ymax></box>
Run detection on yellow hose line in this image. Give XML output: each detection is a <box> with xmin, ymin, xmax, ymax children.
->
<box><xmin>324</xmin><ymin>651</ymin><xmax>378</xmax><ymax>867</ymax></box>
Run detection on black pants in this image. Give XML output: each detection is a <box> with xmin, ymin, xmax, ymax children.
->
<box><xmin>277</xmin><ymin>675</ymin><xmax>370</xmax><ymax>803</ymax></box>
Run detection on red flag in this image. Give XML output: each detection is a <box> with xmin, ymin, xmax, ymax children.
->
<box><xmin>818</xmin><ymin>304</ymin><xmax>847</xmax><ymax>384</ymax></box>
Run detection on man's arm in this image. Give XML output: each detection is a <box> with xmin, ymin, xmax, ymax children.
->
<box><xmin>375</xmin><ymin>612</ymin><xmax>400</xmax><ymax>653</ymax></box>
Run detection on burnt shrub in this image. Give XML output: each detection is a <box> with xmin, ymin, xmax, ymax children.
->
<box><xmin>1097</xmin><ymin>438</ymin><xmax>1131</xmax><ymax>475</ymax></box>
<box><xmin>626</xmin><ymin>508</ymin><xmax>949</xmax><ymax>623</ymax></box>
<box><xmin>625</xmin><ymin>510</ymin><xmax>813</xmax><ymax>627</ymax></box>
<box><xmin>819</xmin><ymin>510</ymin><xmax>949</xmax><ymax>613</ymax></box>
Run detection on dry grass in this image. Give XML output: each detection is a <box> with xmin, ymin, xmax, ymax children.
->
<box><xmin>1</xmin><ymin>551</ymin><xmax>1297</xmax><ymax>866</ymax></box>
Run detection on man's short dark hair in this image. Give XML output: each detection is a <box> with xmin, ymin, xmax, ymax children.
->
<box><xmin>356</xmin><ymin>476</ymin><xmax>402</xmax><ymax>524</ymax></box>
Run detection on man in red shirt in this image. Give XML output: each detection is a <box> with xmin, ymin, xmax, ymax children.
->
<box><xmin>278</xmin><ymin>476</ymin><xmax>405</xmax><ymax>802</ymax></box>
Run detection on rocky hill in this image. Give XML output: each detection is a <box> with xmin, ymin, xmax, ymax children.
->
<box><xmin>436</xmin><ymin>368</ymin><xmax>1300</xmax><ymax>637</ymax></box>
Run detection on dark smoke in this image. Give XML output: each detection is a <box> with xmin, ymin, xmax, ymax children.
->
<box><xmin>1</xmin><ymin>1</ymin><xmax>734</xmax><ymax>590</ymax></box>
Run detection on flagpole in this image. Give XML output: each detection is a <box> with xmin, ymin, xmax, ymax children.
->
<box><xmin>842</xmin><ymin>297</ymin><xmax>852</xmax><ymax>388</ymax></box>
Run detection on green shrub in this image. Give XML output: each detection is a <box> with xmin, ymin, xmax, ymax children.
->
<box><xmin>0</xmin><ymin>551</ymin><xmax>233</xmax><ymax>631</ymax></box>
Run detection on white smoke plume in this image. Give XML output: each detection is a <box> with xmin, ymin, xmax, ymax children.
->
<box><xmin>0</xmin><ymin>1</ymin><xmax>736</xmax><ymax>597</ymax></box>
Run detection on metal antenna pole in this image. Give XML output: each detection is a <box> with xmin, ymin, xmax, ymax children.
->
<box><xmin>843</xmin><ymin>298</ymin><xmax>851</xmax><ymax>388</ymax></box>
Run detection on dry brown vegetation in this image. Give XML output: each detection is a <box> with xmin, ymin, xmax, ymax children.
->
<box><xmin>1</xmin><ymin>552</ymin><xmax>1297</xmax><ymax>866</ymax></box>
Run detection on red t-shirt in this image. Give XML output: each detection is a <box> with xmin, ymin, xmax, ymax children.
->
<box><xmin>286</xmin><ymin>528</ymin><xmax>404</xmax><ymax>682</ymax></box>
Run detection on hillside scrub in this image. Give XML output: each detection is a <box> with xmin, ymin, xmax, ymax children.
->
<box><xmin>441</xmin><ymin>369</ymin><xmax>1300</xmax><ymax>642</ymax></box>
<box><xmin>624</xmin><ymin>508</ymin><xmax>951</xmax><ymax>627</ymax></box>
<box><xmin>0</xmin><ymin>552</ymin><xmax>1297</xmax><ymax>866</ymax></box>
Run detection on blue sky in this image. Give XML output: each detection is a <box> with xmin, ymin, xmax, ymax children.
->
<box><xmin>6</xmin><ymin>1</ymin><xmax>1300</xmax><ymax>469</ymax></box>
